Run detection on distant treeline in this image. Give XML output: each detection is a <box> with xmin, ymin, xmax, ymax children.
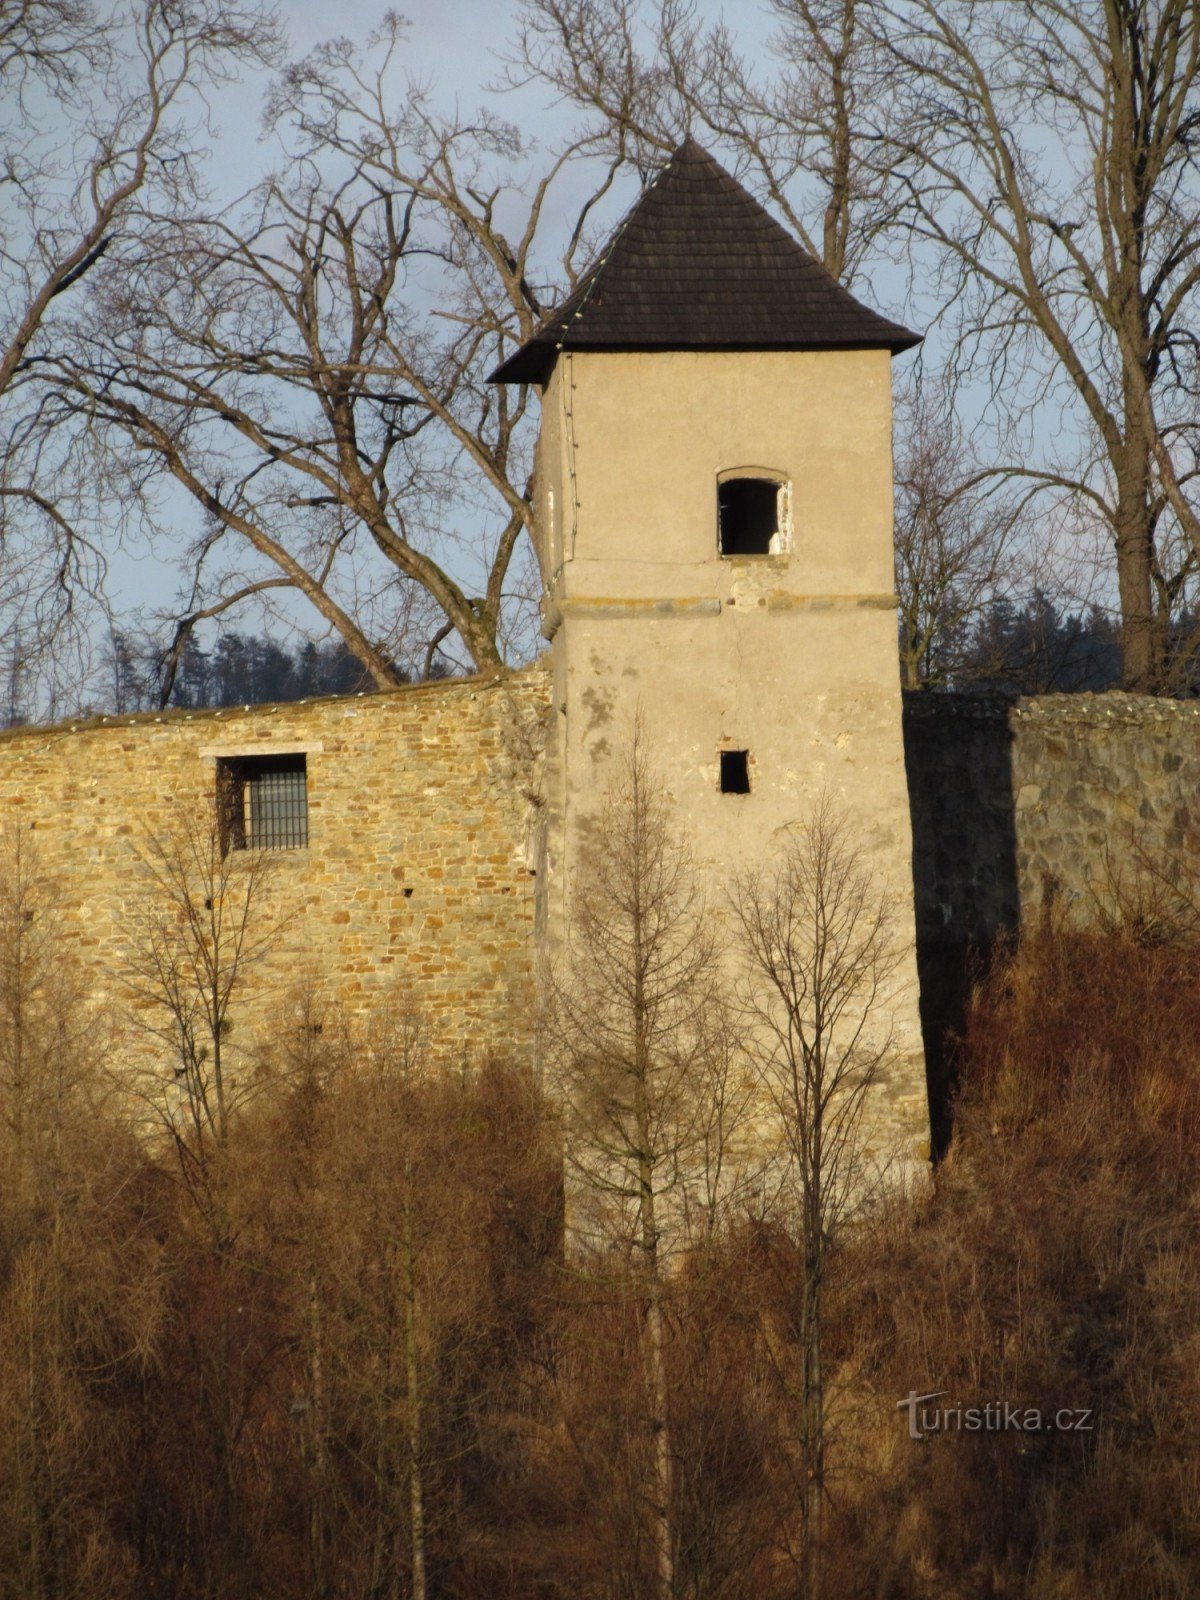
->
<box><xmin>127</xmin><ymin>599</ymin><xmax>1125</xmax><ymax>716</ymax></box>
<box><xmin>132</xmin><ymin>598</ymin><xmax>1141</xmax><ymax>715</ymax></box>
<box><xmin>19</xmin><ymin>595</ymin><xmax>1197</xmax><ymax>728</ymax></box>
<box><xmin>929</xmin><ymin>591</ymin><xmax>1200</xmax><ymax>696</ymax></box>
<box><xmin>2</xmin><ymin>629</ymin><xmax>458</xmax><ymax>727</ymax></box>
<box><xmin>163</xmin><ymin>633</ymin><xmax>386</xmax><ymax>709</ymax></box>
<box><xmin>946</xmin><ymin>593</ymin><xmax>1122</xmax><ymax>694</ymax></box>
<box><xmin>104</xmin><ymin>630</ymin><xmax>447</xmax><ymax>716</ymax></box>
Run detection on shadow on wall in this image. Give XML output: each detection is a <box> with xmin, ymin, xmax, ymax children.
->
<box><xmin>902</xmin><ymin>692</ymin><xmax>1019</xmax><ymax>1157</ymax></box>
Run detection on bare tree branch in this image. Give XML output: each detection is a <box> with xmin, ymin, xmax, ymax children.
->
<box><xmin>877</xmin><ymin>0</ymin><xmax>1200</xmax><ymax>691</ymax></box>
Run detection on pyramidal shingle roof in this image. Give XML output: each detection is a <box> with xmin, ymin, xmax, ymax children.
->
<box><xmin>489</xmin><ymin>139</ymin><xmax>920</xmax><ymax>384</ymax></box>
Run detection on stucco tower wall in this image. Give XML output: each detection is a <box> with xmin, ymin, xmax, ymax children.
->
<box><xmin>538</xmin><ymin>348</ymin><xmax>929</xmax><ymax>1169</ymax></box>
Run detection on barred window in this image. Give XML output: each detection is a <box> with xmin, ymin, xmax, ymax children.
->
<box><xmin>218</xmin><ymin>754</ymin><xmax>308</xmax><ymax>853</ymax></box>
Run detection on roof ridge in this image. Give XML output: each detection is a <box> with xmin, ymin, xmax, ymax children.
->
<box><xmin>490</xmin><ymin>140</ymin><xmax>920</xmax><ymax>385</ymax></box>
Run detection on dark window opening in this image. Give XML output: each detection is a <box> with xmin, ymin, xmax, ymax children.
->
<box><xmin>720</xmin><ymin>750</ymin><xmax>751</xmax><ymax>794</ymax></box>
<box><xmin>218</xmin><ymin>754</ymin><xmax>308</xmax><ymax>853</ymax></box>
<box><xmin>719</xmin><ymin>477</ymin><xmax>779</xmax><ymax>555</ymax></box>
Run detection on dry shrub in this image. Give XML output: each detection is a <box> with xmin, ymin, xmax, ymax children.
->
<box><xmin>528</xmin><ymin>1224</ymin><xmax>799</xmax><ymax>1600</ymax></box>
<box><xmin>249</xmin><ymin>1037</ymin><xmax>563</xmax><ymax>1600</ymax></box>
<box><xmin>5</xmin><ymin>833</ymin><xmax>1199</xmax><ymax>1599</ymax></box>
<box><xmin>0</xmin><ymin>837</ymin><xmax>168</xmax><ymax>1599</ymax></box>
<box><xmin>830</xmin><ymin>923</ymin><xmax>1200</xmax><ymax>1599</ymax></box>
<box><xmin>0</xmin><ymin>940</ymin><xmax>567</xmax><ymax>1600</ymax></box>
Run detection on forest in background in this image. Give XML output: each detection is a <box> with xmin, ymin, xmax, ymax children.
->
<box><xmin>4</xmin><ymin>630</ymin><xmax>436</xmax><ymax>726</ymax></box>
<box><xmin>0</xmin><ymin>598</ymin><xmax>1126</xmax><ymax>729</ymax></box>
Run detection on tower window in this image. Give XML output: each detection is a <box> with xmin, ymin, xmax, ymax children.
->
<box><xmin>218</xmin><ymin>753</ymin><xmax>308</xmax><ymax>853</ymax></box>
<box><xmin>718</xmin><ymin>475</ymin><xmax>784</xmax><ymax>556</ymax></box>
<box><xmin>720</xmin><ymin>750</ymin><xmax>751</xmax><ymax>794</ymax></box>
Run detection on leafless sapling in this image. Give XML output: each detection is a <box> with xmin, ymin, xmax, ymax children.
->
<box><xmin>547</xmin><ymin>726</ymin><xmax>755</xmax><ymax>1600</ymax></box>
<box><xmin>735</xmin><ymin>796</ymin><xmax>903</xmax><ymax>1600</ymax></box>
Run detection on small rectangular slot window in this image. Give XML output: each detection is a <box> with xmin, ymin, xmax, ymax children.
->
<box><xmin>720</xmin><ymin>750</ymin><xmax>751</xmax><ymax>794</ymax></box>
<box><xmin>218</xmin><ymin>754</ymin><xmax>308</xmax><ymax>852</ymax></box>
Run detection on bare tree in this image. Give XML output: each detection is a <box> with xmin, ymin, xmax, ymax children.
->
<box><xmin>0</xmin><ymin>829</ymin><xmax>75</xmax><ymax>1202</ymax></box>
<box><xmin>359</xmin><ymin>997</ymin><xmax>433</xmax><ymax>1600</ymax></box>
<box><xmin>512</xmin><ymin>0</ymin><xmax>906</xmax><ymax>284</ymax></box>
<box><xmin>878</xmin><ymin>0</ymin><xmax>1200</xmax><ymax>692</ymax></box>
<box><xmin>58</xmin><ymin>16</ymin><xmax>651</xmax><ymax>693</ymax></box>
<box><xmin>262</xmin><ymin>987</ymin><xmax>348</xmax><ymax>1600</ymax></box>
<box><xmin>33</xmin><ymin>3</ymin><xmax>927</xmax><ymax>699</ymax></box>
<box><xmin>0</xmin><ymin>0</ymin><xmax>277</xmax><ymax>704</ymax></box>
<box><xmin>300</xmin><ymin>998</ymin><xmax>559</xmax><ymax>1600</ymax></box>
<box><xmin>734</xmin><ymin>797</ymin><xmax>902</xmax><ymax>1600</ymax></box>
<box><xmin>59</xmin><ymin>2</ymin><xmax>929</xmax><ymax>694</ymax></box>
<box><xmin>124</xmin><ymin>801</ymin><xmax>285</xmax><ymax>1595</ymax></box>
<box><xmin>547</xmin><ymin>726</ymin><xmax>754</xmax><ymax>1600</ymax></box>
<box><xmin>126</xmin><ymin>806</ymin><xmax>282</xmax><ymax>1195</ymax></box>
<box><xmin>893</xmin><ymin>380</ymin><xmax>1024</xmax><ymax>688</ymax></box>
<box><xmin>0</xmin><ymin>828</ymin><xmax>162</xmax><ymax>1597</ymax></box>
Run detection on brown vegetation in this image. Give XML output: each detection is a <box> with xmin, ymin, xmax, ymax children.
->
<box><xmin>835</xmin><ymin>920</ymin><xmax>1200</xmax><ymax>1597</ymax></box>
<box><xmin>0</xmin><ymin>808</ymin><xmax>1197</xmax><ymax>1596</ymax></box>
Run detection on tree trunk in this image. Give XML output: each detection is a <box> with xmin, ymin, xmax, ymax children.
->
<box><xmin>802</xmin><ymin>1255</ymin><xmax>824</xmax><ymax>1600</ymax></box>
<box><xmin>306</xmin><ymin>1264</ymin><xmax>329</xmax><ymax>1600</ymax></box>
<box><xmin>821</xmin><ymin>0</ymin><xmax>855</xmax><ymax>281</ymax></box>
<box><xmin>642</xmin><ymin>1243</ymin><xmax>674</xmax><ymax>1600</ymax></box>
<box><xmin>402</xmin><ymin>1187</ymin><xmax>427</xmax><ymax>1600</ymax></box>
<box><xmin>636</xmin><ymin>1055</ymin><xmax>673</xmax><ymax>1600</ymax></box>
<box><xmin>899</xmin><ymin>641</ymin><xmax>922</xmax><ymax>692</ymax></box>
<box><xmin>1113</xmin><ymin>398</ymin><xmax>1159</xmax><ymax>693</ymax></box>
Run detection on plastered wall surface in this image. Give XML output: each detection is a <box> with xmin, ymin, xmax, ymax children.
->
<box><xmin>538</xmin><ymin>348</ymin><xmax>931</xmax><ymax>1172</ymax></box>
<box><xmin>0</xmin><ymin>671</ymin><xmax>550</xmax><ymax>1068</ymax></box>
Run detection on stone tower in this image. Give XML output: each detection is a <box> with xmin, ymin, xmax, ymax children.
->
<box><xmin>492</xmin><ymin>140</ymin><xmax>930</xmax><ymax>1169</ymax></box>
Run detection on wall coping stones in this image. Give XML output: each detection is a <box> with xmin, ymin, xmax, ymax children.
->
<box><xmin>903</xmin><ymin>688</ymin><xmax>1200</xmax><ymax>727</ymax></box>
<box><xmin>0</xmin><ymin>661</ymin><xmax>552</xmax><ymax>757</ymax></box>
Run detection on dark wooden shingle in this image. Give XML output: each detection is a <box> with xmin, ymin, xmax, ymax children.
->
<box><xmin>490</xmin><ymin>139</ymin><xmax>920</xmax><ymax>384</ymax></box>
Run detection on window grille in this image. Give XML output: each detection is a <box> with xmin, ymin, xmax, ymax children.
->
<box><xmin>218</xmin><ymin>754</ymin><xmax>308</xmax><ymax>852</ymax></box>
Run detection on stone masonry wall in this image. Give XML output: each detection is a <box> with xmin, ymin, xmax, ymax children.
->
<box><xmin>0</xmin><ymin>667</ymin><xmax>550</xmax><ymax>1069</ymax></box>
<box><xmin>8</xmin><ymin>674</ymin><xmax>1193</xmax><ymax>1146</ymax></box>
<box><xmin>903</xmin><ymin>690</ymin><xmax>1200</xmax><ymax>1144</ymax></box>
<box><xmin>903</xmin><ymin>690</ymin><xmax>1200</xmax><ymax>955</ymax></box>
